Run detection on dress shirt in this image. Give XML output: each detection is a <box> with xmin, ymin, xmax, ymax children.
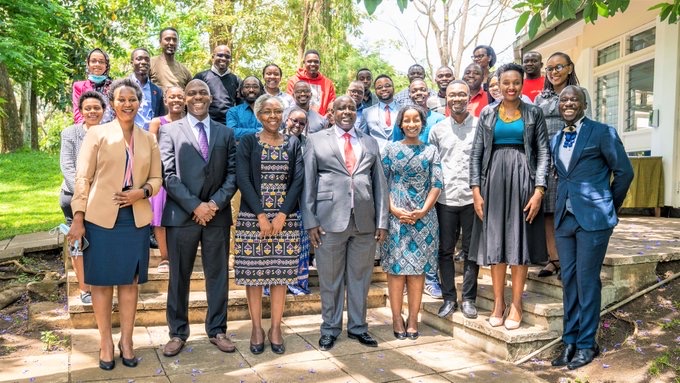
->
<box><xmin>187</xmin><ymin>113</ymin><xmax>211</xmax><ymax>145</ymax></box>
<box><xmin>558</xmin><ymin>117</ymin><xmax>584</xmax><ymax>171</ymax></box>
<box><xmin>467</xmin><ymin>89</ymin><xmax>489</xmax><ymax>117</ymax></box>
<box><xmin>428</xmin><ymin>114</ymin><xmax>477</xmax><ymax>207</ymax></box>
<box><xmin>131</xmin><ymin>75</ymin><xmax>154</xmax><ymax>130</ymax></box>
<box><xmin>226</xmin><ymin>103</ymin><xmax>262</xmax><ymax>142</ymax></box>
<box><xmin>334</xmin><ymin>125</ymin><xmax>362</xmax><ymax>164</ymax></box>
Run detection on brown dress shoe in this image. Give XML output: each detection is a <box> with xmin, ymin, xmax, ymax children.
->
<box><xmin>209</xmin><ymin>333</ymin><xmax>236</xmax><ymax>353</ymax></box>
<box><xmin>163</xmin><ymin>337</ymin><xmax>185</xmax><ymax>357</ymax></box>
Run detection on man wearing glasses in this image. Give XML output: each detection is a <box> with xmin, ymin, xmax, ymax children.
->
<box><xmin>194</xmin><ymin>45</ymin><xmax>241</xmax><ymax>125</ymax></box>
<box><xmin>283</xmin><ymin>81</ymin><xmax>328</xmax><ymax>134</ymax></box>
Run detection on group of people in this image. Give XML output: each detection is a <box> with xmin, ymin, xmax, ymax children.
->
<box><xmin>61</xmin><ymin>27</ymin><xmax>634</xmax><ymax>373</ymax></box>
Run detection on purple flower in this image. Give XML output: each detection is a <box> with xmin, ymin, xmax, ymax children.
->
<box><xmin>602</xmin><ymin>363</ymin><xmax>610</xmax><ymax>368</ymax></box>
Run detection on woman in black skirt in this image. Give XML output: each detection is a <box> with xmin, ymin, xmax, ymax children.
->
<box><xmin>469</xmin><ymin>63</ymin><xmax>549</xmax><ymax>330</ymax></box>
<box><xmin>68</xmin><ymin>78</ymin><xmax>162</xmax><ymax>370</ymax></box>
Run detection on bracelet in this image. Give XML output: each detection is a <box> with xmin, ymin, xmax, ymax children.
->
<box><xmin>535</xmin><ymin>186</ymin><xmax>545</xmax><ymax>195</ymax></box>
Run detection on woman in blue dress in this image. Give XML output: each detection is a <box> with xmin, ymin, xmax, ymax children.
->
<box><xmin>381</xmin><ymin>105</ymin><xmax>442</xmax><ymax>340</ymax></box>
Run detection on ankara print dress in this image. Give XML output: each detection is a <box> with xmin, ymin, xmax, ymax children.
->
<box><xmin>234</xmin><ymin>137</ymin><xmax>301</xmax><ymax>286</ymax></box>
<box><xmin>380</xmin><ymin>141</ymin><xmax>443</xmax><ymax>275</ymax></box>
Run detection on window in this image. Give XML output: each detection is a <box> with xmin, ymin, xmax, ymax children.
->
<box><xmin>626</xmin><ymin>59</ymin><xmax>654</xmax><ymax>132</ymax></box>
<box><xmin>628</xmin><ymin>28</ymin><xmax>656</xmax><ymax>54</ymax></box>
<box><xmin>596</xmin><ymin>72</ymin><xmax>619</xmax><ymax>128</ymax></box>
<box><xmin>597</xmin><ymin>43</ymin><xmax>620</xmax><ymax>66</ymax></box>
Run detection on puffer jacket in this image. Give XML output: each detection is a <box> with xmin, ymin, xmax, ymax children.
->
<box><xmin>469</xmin><ymin>101</ymin><xmax>549</xmax><ymax>188</ymax></box>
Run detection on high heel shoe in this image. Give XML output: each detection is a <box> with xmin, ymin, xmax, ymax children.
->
<box><xmin>118</xmin><ymin>342</ymin><xmax>138</xmax><ymax>368</ymax></box>
<box><xmin>489</xmin><ymin>305</ymin><xmax>508</xmax><ymax>327</ymax></box>
<box><xmin>393</xmin><ymin>317</ymin><xmax>407</xmax><ymax>340</ymax></box>
<box><xmin>268</xmin><ymin>328</ymin><xmax>285</xmax><ymax>354</ymax></box>
<box><xmin>537</xmin><ymin>260</ymin><xmax>560</xmax><ymax>277</ymax></box>
<box><xmin>99</xmin><ymin>347</ymin><xmax>115</xmax><ymax>370</ymax></box>
<box><xmin>250</xmin><ymin>328</ymin><xmax>265</xmax><ymax>355</ymax></box>
<box><xmin>504</xmin><ymin>304</ymin><xmax>523</xmax><ymax>330</ymax></box>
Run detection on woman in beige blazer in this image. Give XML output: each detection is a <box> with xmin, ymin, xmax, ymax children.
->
<box><xmin>68</xmin><ymin>78</ymin><xmax>162</xmax><ymax>370</ymax></box>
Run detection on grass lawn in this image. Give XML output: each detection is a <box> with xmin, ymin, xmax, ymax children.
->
<box><xmin>0</xmin><ymin>150</ymin><xmax>63</xmax><ymax>240</ymax></box>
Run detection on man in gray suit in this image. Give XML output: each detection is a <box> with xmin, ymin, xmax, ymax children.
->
<box><xmin>159</xmin><ymin>79</ymin><xmax>237</xmax><ymax>356</ymax></box>
<box><xmin>302</xmin><ymin>95</ymin><xmax>389</xmax><ymax>351</ymax></box>
<box><xmin>360</xmin><ymin>74</ymin><xmax>400</xmax><ymax>153</ymax></box>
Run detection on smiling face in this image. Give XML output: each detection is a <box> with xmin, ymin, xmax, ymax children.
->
<box><xmin>488</xmin><ymin>76</ymin><xmax>501</xmax><ymax>100</ymax></box>
<box><xmin>545</xmin><ymin>54</ymin><xmax>572</xmax><ymax>90</ymax></box>
<box><xmin>160</xmin><ymin>30</ymin><xmax>178</xmax><ymax>56</ymax></box>
<box><xmin>88</xmin><ymin>51</ymin><xmax>107</xmax><ymax>76</ymax></box>
<box><xmin>333</xmin><ymin>97</ymin><xmax>357</xmax><ymax>132</ymax></box>
<box><xmin>286</xmin><ymin>110</ymin><xmax>308</xmax><ymax>137</ymax></box>
<box><xmin>263</xmin><ymin>65</ymin><xmax>282</xmax><ymax>91</ymax></box>
<box><xmin>499</xmin><ymin>69</ymin><xmax>523</xmax><ymax>102</ymax></box>
<box><xmin>81</xmin><ymin>98</ymin><xmax>105</xmax><ymax>127</ymax></box>
<box><xmin>303</xmin><ymin>53</ymin><xmax>320</xmax><ymax>77</ymax></box>
<box><xmin>409</xmin><ymin>79</ymin><xmax>429</xmax><ymax>107</ymax></box>
<box><xmin>400</xmin><ymin>108</ymin><xmax>423</xmax><ymax>141</ymax></box>
<box><xmin>435</xmin><ymin>67</ymin><xmax>454</xmax><ymax>90</ymax></box>
<box><xmin>559</xmin><ymin>86</ymin><xmax>586</xmax><ymax>124</ymax></box>
<box><xmin>112</xmin><ymin>87</ymin><xmax>140</xmax><ymax>124</ymax></box>
<box><xmin>463</xmin><ymin>64</ymin><xmax>483</xmax><ymax>92</ymax></box>
<box><xmin>374</xmin><ymin>77</ymin><xmax>394</xmax><ymax>102</ymax></box>
<box><xmin>212</xmin><ymin>45</ymin><xmax>231</xmax><ymax>74</ymax></box>
<box><xmin>164</xmin><ymin>86</ymin><xmax>185</xmax><ymax>115</ymax></box>
<box><xmin>293</xmin><ymin>82</ymin><xmax>312</xmax><ymax>108</ymax></box>
<box><xmin>185</xmin><ymin>82</ymin><xmax>212</xmax><ymax>119</ymax></box>
<box><xmin>472</xmin><ymin>48</ymin><xmax>490</xmax><ymax>69</ymax></box>
<box><xmin>522</xmin><ymin>52</ymin><xmax>543</xmax><ymax>78</ymax></box>
<box><xmin>241</xmin><ymin>78</ymin><xmax>261</xmax><ymax>103</ymax></box>
<box><xmin>131</xmin><ymin>49</ymin><xmax>150</xmax><ymax>77</ymax></box>
<box><xmin>347</xmin><ymin>82</ymin><xmax>365</xmax><ymax>106</ymax></box>
<box><xmin>257</xmin><ymin>98</ymin><xmax>284</xmax><ymax>134</ymax></box>
<box><xmin>446</xmin><ymin>82</ymin><xmax>470</xmax><ymax>116</ymax></box>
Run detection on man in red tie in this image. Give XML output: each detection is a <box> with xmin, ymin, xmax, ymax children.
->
<box><xmin>301</xmin><ymin>95</ymin><xmax>389</xmax><ymax>351</ymax></box>
<box><xmin>359</xmin><ymin>75</ymin><xmax>401</xmax><ymax>154</ymax></box>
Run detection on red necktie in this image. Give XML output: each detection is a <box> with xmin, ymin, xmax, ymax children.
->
<box><xmin>384</xmin><ymin>104</ymin><xmax>391</xmax><ymax>126</ymax></box>
<box><xmin>343</xmin><ymin>133</ymin><xmax>356</xmax><ymax>174</ymax></box>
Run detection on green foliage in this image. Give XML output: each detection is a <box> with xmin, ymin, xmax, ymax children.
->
<box><xmin>0</xmin><ymin>150</ymin><xmax>62</xmax><ymax>240</ymax></box>
<box><xmin>40</xmin><ymin>330</ymin><xmax>69</xmax><ymax>351</ymax></box>
<box><xmin>647</xmin><ymin>347</ymin><xmax>680</xmax><ymax>378</ymax></box>
<box><xmin>649</xmin><ymin>1</ymin><xmax>680</xmax><ymax>24</ymax></box>
<box><xmin>39</xmin><ymin>111</ymin><xmax>72</xmax><ymax>154</ymax></box>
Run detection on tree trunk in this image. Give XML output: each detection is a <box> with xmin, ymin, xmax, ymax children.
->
<box><xmin>210</xmin><ymin>0</ymin><xmax>235</xmax><ymax>49</ymax></box>
<box><xmin>30</xmin><ymin>87</ymin><xmax>38</xmax><ymax>150</ymax></box>
<box><xmin>298</xmin><ymin>0</ymin><xmax>314</xmax><ymax>63</ymax></box>
<box><xmin>21</xmin><ymin>81</ymin><xmax>31</xmax><ymax>148</ymax></box>
<box><xmin>0</xmin><ymin>63</ymin><xmax>23</xmax><ymax>152</ymax></box>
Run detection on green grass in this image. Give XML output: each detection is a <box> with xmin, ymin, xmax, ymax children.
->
<box><xmin>0</xmin><ymin>150</ymin><xmax>63</xmax><ymax>240</ymax></box>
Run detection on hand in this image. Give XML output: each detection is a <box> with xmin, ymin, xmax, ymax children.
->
<box><xmin>308</xmin><ymin>226</ymin><xmax>326</xmax><ymax>248</ymax></box>
<box><xmin>66</xmin><ymin>215</ymin><xmax>85</xmax><ymax>250</ymax></box>
<box><xmin>472</xmin><ymin>188</ymin><xmax>484</xmax><ymax>220</ymax></box>
<box><xmin>193</xmin><ymin>202</ymin><xmax>216</xmax><ymax>226</ymax></box>
<box><xmin>410</xmin><ymin>208</ymin><xmax>428</xmax><ymax>221</ymax></box>
<box><xmin>391</xmin><ymin>207</ymin><xmax>414</xmax><ymax>224</ymax></box>
<box><xmin>375</xmin><ymin>229</ymin><xmax>387</xmax><ymax>244</ymax></box>
<box><xmin>271</xmin><ymin>212</ymin><xmax>287</xmax><ymax>235</ymax></box>
<box><xmin>523</xmin><ymin>191</ymin><xmax>543</xmax><ymax>224</ymax></box>
<box><xmin>257</xmin><ymin>214</ymin><xmax>273</xmax><ymax>238</ymax></box>
<box><xmin>113</xmin><ymin>189</ymin><xmax>145</xmax><ymax>208</ymax></box>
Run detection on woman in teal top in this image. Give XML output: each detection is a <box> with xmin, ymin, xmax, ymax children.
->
<box><xmin>469</xmin><ymin>63</ymin><xmax>549</xmax><ymax>331</ymax></box>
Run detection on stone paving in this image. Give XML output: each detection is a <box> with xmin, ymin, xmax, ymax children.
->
<box><xmin>2</xmin><ymin>307</ymin><xmax>548</xmax><ymax>383</ymax></box>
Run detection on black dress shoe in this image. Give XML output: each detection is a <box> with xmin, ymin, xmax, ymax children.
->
<box><xmin>393</xmin><ymin>317</ymin><xmax>407</xmax><ymax>340</ymax></box>
<box><xmin>149</xmin><ymin>233</ymin><xmax>159</xmax><ymax>249</ymax></box>
<box><xmin>118</xmin><ymin>343</ymin><xmax>138</xmax><ymax>368</ymax></box>
<box><xmin>551</xmin><ymin>343</ymin><xmax>576</xmax><ymax>366</ymax></box>
<box><xmin>318</xmin><ymin>335</ymin><xmax>336</xmax><ymax>351</ymax></box>
<box><xmin>268</xmin><ymin>328</ymin><xmax>285</xmax><ymax>354</ymax></box>
<box><xmin>461</xmin><ymin>300</ymin><xmax>478</xmax><ymax>319</ymax></box>
<box><xmin>347</xmin><ymin>332</ymin><xmax>378</xmax><ymax>347</ymax></box>
<box><xmin>437</xmin><ymin>300</ymin><xmax>458</xmax><ymax>318</ymax></box>
<box><xmin>567</xmin><ymin>345</ymin><xmax>600</xmax><ymax>370</ymax></box>
<box><xmin>99</xmin><ymin>348</ymin><xmax>115</xmax><ymax>371</ymax></box>
<box><xmin>406</xmin><ymin>331</ymin><xmax>419</xmax><ymax>340</ymax></box>
<box><xmin>250</xmin><ymin>328</ymin><xmax>265</xmax><ymax>355</ymax></box>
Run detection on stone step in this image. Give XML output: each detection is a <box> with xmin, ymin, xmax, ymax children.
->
<box><xmin>68</xmin><ymin>282</ymin><xmax>388</xmax><ymax>328</ymax></box>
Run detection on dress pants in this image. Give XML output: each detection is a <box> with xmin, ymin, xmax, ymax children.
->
<box><xmin>555</xmin><ymin>213</ymin><xmax>612</xmax><ymax>349</ymax></box>
<box><xmin>436</xmin><ymin>203</ymin><xmax>478</xmax><ymax>302</ymax></box>
<box><xmin>166</xmin><ymin>224</ymin><xmax>229</xmax><ymax>340</ymax></box>
<box><xmin>315</xmin><ymin>214</ymin><xmax>376</xmax><ymax>337</ymax></box>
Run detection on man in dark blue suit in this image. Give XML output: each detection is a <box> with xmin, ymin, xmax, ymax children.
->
<box><xmin>550</xmin><ymin>86</ymin><xmax>633</xmax><ymax>370</ymax></box>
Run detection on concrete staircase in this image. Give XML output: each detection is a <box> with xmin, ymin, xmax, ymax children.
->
<box><xmin>67</xmin><ymin>249</ymin><xmax>388</xmax><ymax>328</ymax></box>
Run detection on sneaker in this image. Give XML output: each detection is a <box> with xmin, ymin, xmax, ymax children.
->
<box><xmin>263</xmin><ymin>286</ymin><xmax>270</xmax><ymax>296</ymax></box>
<box><xmin>423</xmin><ymin>283</ymin><xmax>443</xmax><ymax>299</ymax></box>
<box><xmin>80</xmin><ymin>291</ymin><xmax>92</xmax><ymax>305</ymax></box>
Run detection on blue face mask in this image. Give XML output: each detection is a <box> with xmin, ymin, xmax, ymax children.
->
<box><xmin>88</xmin><ymin>74</ymin><xmax>108</xmax><ymax>84</ymax></box>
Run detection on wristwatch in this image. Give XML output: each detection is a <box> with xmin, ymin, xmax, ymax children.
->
<box><xmin>142</xmin><ymin>187</ymin><xmax>151</xmax><ymax>199</ymax></box>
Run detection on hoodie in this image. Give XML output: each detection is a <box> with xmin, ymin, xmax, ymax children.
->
<box><xmin>286</xmin><ymin>68</ymin><xmax>336</xmax><ymax>116</ymax></box>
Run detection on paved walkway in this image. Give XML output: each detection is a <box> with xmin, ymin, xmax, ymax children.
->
<box><xmin>2</xmin><ymin>307</ymin><xmax>547</xmax><ymax>383</ymax></box>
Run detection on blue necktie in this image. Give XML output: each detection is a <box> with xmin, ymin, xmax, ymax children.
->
<box><xmin>562</xmin><ymin>125</ymin><xmax>577</xmax><ymax>148</ymax></box>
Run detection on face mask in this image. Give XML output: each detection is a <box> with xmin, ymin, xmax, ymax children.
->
<box><xmin>88</xmin><ymin>74</ymin><xmax>108</xmax><ymax>84</ymax></box>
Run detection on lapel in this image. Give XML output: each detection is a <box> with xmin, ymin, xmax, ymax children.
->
<box><xmin>565</xmin><ymin>118</ymin><xmax>593</xmax><ymax>176</ymax></box>
<box><xmin>325</xmin><ymin>128</ymin><xmax>350</xmax><ymax>175</ymax></box>
<box><xmin>207</xmin><ymin>120</ymin><xmax>218</xmax><ymax>162</ymax></box>
<box><xmin>131</xmin><ymin>125</ymin><xmax>145</xmax><ymax>184</ymax></box>
<box><xmin>552</xmin><ymin>132</ymin><xmax>568</xmax><ymax>176</ymax></box>
<box><xmin>178</xmin><ymin>117</ymin><xmax>205</xmax><ymax>161</ymax></box>
<box><xmin>355</xmin><ymin>129</ymin><xmax>368</xmax><ymax>168</ymax></box>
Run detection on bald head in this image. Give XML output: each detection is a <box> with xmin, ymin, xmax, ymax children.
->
<box><xmin>212</xmin><ymin>45</ymin><xmax>232</xmax><ymax>74</ymax></box>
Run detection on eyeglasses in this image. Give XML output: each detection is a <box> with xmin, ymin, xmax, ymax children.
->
<box><xmin>89</xmin><ymin>59</ymin><xmax>107</xmax><ymax>65</ymax></box>
<box><xmin>261</xmin><ymin>110</ymin><xmax>283</xmax><ymax>116</ymax></box>
<box><xmin>545</xmin><ymin>64</ymin><xmax>570</xmax><ymax>73</ymax></box>
<box><xmin>471</xmin><ymin>54</ymin><xmax>487</xmax><ymax>61</ymax></box>
<box><xmin>215</xmin><ymin>53</ymin><xmax>231</xmax><ymax>59</ymax></box>
<box><xmin>288</xmin><ymin>118</ymin><xmax>307</xmax><ymax>126</ymax></box>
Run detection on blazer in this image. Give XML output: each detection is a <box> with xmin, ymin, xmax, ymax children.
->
<box><xmin>236</xmin><ymin>133</ymin><xmax>304</xmax><ymax>216</ymax></box>
<box><xmin>551</xmin><ymin>117</ymin><xmax>634</xmax><ymax>231</ymax></box>
<box><xmin>469</xmin><ymin>100</ymin><xmax>549</xmax><ymax>188</ymax></box>
<box><xmin>149</xmin><ymin>81</ymin><xmax>165</xmax><ymax>117</ymax></box>
<box><xmin>301</xmin><ymin>127</ymin><xmax>389</xmax><ymax>233</ymax></box>
<box><xmin>359</xmin><ymin>102</ymin><xmax>399</xmax><ymax>152</ymax></box>
<box><xmin>159</xmin><ymin>116</ymin><xmax>237</xmax><ymax>227</ymax></box>
<box><xmin>71</xmin><ymin>120</ymin><xmax>162</xmax><ymax>228</ymax></box>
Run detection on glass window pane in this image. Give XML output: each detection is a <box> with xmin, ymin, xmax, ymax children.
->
<box><xmin>596</xmin><ymin>72</ymin><xmax>619</xmax><ymax>128</ymax></box>
<box><xmin>628</xmin><ymin>28</ymin><xmax>656</xmax><ymax>54</ymax></box>
<box><xmin>597</xmin><ymin>43</ymin><xmax>620</xmax><ymax>66</ymax></box>
<box><xmin>626</xmin><ymin>59</ymin><xmax>654</xmax><ymax>132</ymax></box>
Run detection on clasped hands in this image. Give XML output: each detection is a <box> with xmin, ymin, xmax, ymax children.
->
<box><xmin>391</xmin><ymin>207</ymin><xmax>425</xmax><ymax>225</ymax></box>
<box><xmin>193</xmin><ymin>201</ymin><xmax>219</xmax><ymax>226</ymax></box>
<box><xmin>257</xmin><ymin>212</ymin><xmax>287</xmax><ymax>238</ymax></box>
<box><xmin>113</xmin><ymin>189</ymin><xmax>145</xmax><ymax>208</ymax></box>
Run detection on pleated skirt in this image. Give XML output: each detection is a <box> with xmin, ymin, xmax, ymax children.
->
<box><xmin>83</xmin><ymin>207</ymin><xmax>150</xmax><ymax>286</ymax></box>
<box><xmin>469</xmin><ymin>145</ymin><xmax>547</xmax><ymax>266</ymax></box>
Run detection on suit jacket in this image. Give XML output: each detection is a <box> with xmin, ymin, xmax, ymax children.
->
<box><xmin>359</xmin><ymin>103</ymin><xmax>399</xmax><ymax>152</ymax></box>
<box><xmin>149</xmin><ymin>81</ymin><xmax>165</xmax><ymax>117</ymax></box>
<box><xmin>71</xmin><ymin>120</ymin><xmax>162</xmax><ymax>228</ymax></box>
<box><xmin>159</xmin><ymin>117</ymin><xmax>237</xmax><ymax>227</ymax></box>
<box><xmin>551</xmin><ymin>117</ymin><xmax>634</xmax><ymax>231</ymax></box>
<box><xmin>301</xmin><ymin>127</ymin><xmax>388</xmax><ymax>233</ymax></box>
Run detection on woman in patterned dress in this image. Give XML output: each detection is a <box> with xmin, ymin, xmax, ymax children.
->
<box><xmin>234</xmin><ymin>95</ymin><xmax>304</xmax><ymax>355</ymax></box>
<box><xmin>381</xmin><ymin>105</ymin><xmax>442</xmax><ymax>340</ymax></box>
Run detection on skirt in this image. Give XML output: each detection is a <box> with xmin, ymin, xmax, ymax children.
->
<box><xmin>83</xmin><ymin>207</ymin><xmax>150</xmax><ymax>286</ymax></box>
<box><xmin>149</xmin><ymin>186</ymin><xmax>167</xmax><ymax>227</ymax></box>
<box><xmin>469</xmin><ymin>145</ymin><xmax>547</xmax><ymax>266</ymax></box>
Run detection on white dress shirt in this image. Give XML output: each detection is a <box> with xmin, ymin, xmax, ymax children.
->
<box><xmin>187</xmin><ymin>114</ymin><xmax>212</xmax><ymax>145</ymax></box>
<box><xmin>334</xmin><ymin>125</ymin><xmax>362</xmax><ymax>163</ymax></box>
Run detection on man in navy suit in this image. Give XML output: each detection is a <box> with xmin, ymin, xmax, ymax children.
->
<box><xmin>550</xmin><ymin>86</ymin><xmax>633</xmax><ymax>370</ymax></box>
